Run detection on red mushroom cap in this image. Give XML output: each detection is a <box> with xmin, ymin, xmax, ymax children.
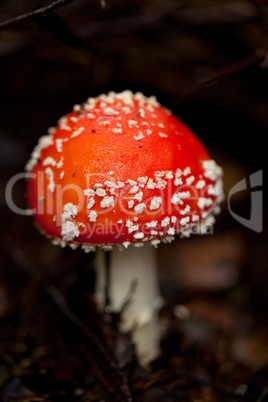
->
<box><xmin>26</xmin><ymin>91</ymin><xmax>223</xmax><ymax>251</ymax></box>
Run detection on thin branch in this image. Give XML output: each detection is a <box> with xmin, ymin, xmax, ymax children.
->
<box><xmin>104</xmin><ymin>251</ymin><xmax>111</xmax><ymax>307</ymax></box>
<box><xmin>119</xmin><ymin>279</ymin><xmax>138</xmax><ymax>316</ymax></box>
<box><xmin>0</xmin><ymin>0</ymin><xmax>74</xmax><ymax>30</ymax></box>
<box><xmin>173</xmin><ymin>2</ymin><xmax>266</xmax><ymax>26</ymax></box>
<box><xmin>45</xmin><ymin>282</ymin><xmax>133</xmax><ymax>402</ymax></box>
<box><xmin>45</xmin><ymin>282</ymin><xmax>116</xmax><ymax>364</ymax></box>
<box><xmin>170</xmin><ymin>48</ymin><xmax>267</xmax><ymax>110</ymax></box>
<box><xmin>0</xmin><ymin>390</ymin><xmax>67</xmax><ymax>401</ymax></box>
<box><xmin>79</xmin><ymin>343</ymin><xmax>117</xmax><ymax>396</ymax></box>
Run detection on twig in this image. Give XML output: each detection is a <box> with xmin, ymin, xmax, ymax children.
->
<box><xmin>136</xmin><ymin>367</ymin><xmax>254</xmax><ymax>400</ymax></box>
<box><xmin>170</xmin><ymin>48</ymin><xmax>267</xmax><ymax>110</ymax></box>
<box><xmin>79</xmin><ymin>343</ymin><xmax>117</xmax><ymax>396</ymax></box>
<box><xmin>119</xmin><ymin>279</ymin><xmax>138</xmax><ymax>316</ymax></box>
<box><xmin>173</xmin><ymin>2</ymin><xmax>266</xmax><ymax>25</ymax></box>
<box><xmin>45</xmin><ymin>282</ymin><xmax>116</xmax><ymax>362</ymax></box>
<box><xmin>45</xmin><ymin>282</ymin><xmax>133</xmax><ymax>402</ymax></box>
<box><xmin>0</xmin><ymin>0</ymin><xmax>74</xmax><ymax>30</ymax></box>
<box><xmin>104</xmin><ymin>251</ymin><xmax>111</xmax><ymax>307</ymax></box>
<box><xmin>0</xmin><ymin>389</ymin><xmax>67</xmax><ymax>401</ymax></box>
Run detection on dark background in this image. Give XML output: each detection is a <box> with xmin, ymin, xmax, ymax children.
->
<box><xmin>0</xmin><ymin>0</ymin><xmax>268</xmax><ymax>401</ymax></box>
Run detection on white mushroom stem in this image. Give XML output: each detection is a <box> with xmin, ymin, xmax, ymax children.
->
<box><xmin>95</xmin><ymin>243</ymin><xmax>162</xmax><ymax>366</ymax></box>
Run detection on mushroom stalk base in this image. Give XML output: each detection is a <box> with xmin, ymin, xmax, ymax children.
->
<box><xmin>95</xmin><ymin>243</ymin><xmax>161</xmax><ymax>366</ymax></box>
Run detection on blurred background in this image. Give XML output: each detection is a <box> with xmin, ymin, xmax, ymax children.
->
<box><xmin>0</xmin><ymin>0</ymin><xmax>268</xmax><ymax>400</ymax></box>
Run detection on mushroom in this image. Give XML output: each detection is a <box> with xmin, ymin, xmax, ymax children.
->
<box><xmin>26</xmin><ymin>90</ymin><xmax>224</xmax><ymax>366</ymax></box>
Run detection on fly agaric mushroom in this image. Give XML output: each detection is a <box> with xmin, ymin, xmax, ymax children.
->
<box><xmin>26</xmin><ymin>90</ymin><xmax>224</xmax><ymax>365</ymax></box>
